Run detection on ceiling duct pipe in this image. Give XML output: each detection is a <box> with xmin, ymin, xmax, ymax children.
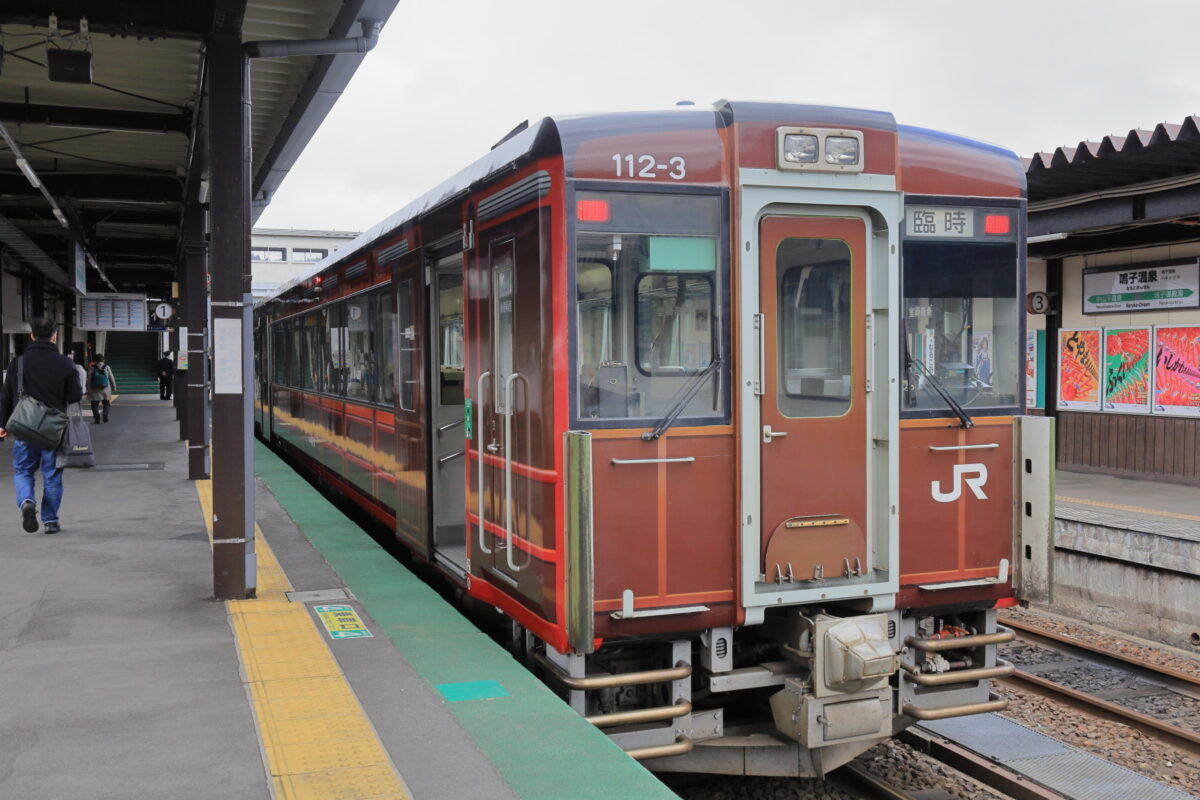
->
<box><xmin>244</xmin><ymin>18</ymin><xmax>381</xmax><ymax>59</ymax></box>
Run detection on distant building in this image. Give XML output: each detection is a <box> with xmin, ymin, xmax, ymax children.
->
<box><xmin>251</xmin><ymin>228</ymin><xmax>360</xmax><ymax>298</ymax></box>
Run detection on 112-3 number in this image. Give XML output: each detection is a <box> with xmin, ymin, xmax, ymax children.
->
<box><xmin>612</xmin><ymin>154</ymin><xmax>686</xmax><ymax>180</ymax></box>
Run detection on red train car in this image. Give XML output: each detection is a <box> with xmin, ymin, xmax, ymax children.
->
<box><xmin>255</xmin><ymin>101</ymin><xmax>1049</xmax><ymax>775</ymax></box>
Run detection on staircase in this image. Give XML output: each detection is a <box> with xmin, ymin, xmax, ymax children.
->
<box><xmin>102</xmin><ymin>331</ymin><xmax>162</xmax><ymax>394</ymax></box>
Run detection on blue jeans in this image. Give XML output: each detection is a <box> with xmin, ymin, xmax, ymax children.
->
<box><xmin>12</xmin><ymin>439</ymin><xmax>64</xmax><ymax>524</ymax></box>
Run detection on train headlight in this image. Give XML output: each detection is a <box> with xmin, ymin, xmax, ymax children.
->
<box><xmin>782</xmin><ymin>133</ymin><xmax>818</xmax><ymax>163</ymax></box>
<box><xmin>825</xmin><ymin>136</ymin><xmax>860</xmax><ymax>165</ymax></box>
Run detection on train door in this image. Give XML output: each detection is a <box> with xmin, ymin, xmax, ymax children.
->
<box><xmin>467</xmin><ymin>214</ymin><xmax>559</xmax><ymax>634</ymax></box>
<box><xmin>758</xmin><ymin>215</ymin><xmax>869</xmax><ymax>583</ymax></box>
<box><xmin>393</xmin><ymin>263</ymin><xmax>429</xmax><ymax>557</ymax></box>
<box><xmin>429</xmin><ymin>254</ymin><xmax>468</xmax><ymax>578</ymax></box>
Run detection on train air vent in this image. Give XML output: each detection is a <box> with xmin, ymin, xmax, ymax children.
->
<box><xmin>715</xmin><ymin>636</ymin><xmax>728</xmax><ymax>661</ymax></box>
<box><xmin>887</xmin><ymin>619</ymin><xmax>896</xmax><ymax>640</ymax></box>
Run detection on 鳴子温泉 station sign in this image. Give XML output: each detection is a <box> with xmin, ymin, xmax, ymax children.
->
<box><xmin>1083</xmin><ymin>260</ymin><xmax>1199</xmax><ymax>314</ymax></box>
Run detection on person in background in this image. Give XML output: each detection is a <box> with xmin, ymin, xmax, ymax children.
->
<box><xmin>156</xmin><ymin>350</ymin><xmax>175</xmax><ymax>401</ymax></box>
<box><xmin>0</xmin><ymin>317</ymin><xmax>83</xmax><ymax>534</ymax></box>
<box><xmin>88</xmin><ymin>354</ymin><xmax>116</xmax><ymax>424</ymax></box>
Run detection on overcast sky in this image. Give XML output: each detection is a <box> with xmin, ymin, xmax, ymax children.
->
<box><xmin>256</xmin><ymin>0</ymin><xmax>1200</xmax><ymax>232</ymax></box>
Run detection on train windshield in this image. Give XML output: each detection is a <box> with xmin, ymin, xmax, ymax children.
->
<box><xmin>902</xmin><ymin>240</ymin><xmax>1019</xmax><ymax>414</ymax></box>
<box><xmin>574</xmin><ymin>191</ymin><xmax>727</xmax><ymax>424</ymax></box>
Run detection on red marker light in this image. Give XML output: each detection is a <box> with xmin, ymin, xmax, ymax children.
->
<box><xmin>577</xmin><ymin>199</ymin><xmax>610</xmax><ymax>223</ymax></box>
<box><xmin>313</xmin><ymin>275</ymin><xmax>323</xmax><ymax>284</ymax></box>
<box><xmin>984</xmin><ymin>214</ymin><xmax>1010</xmax><ymax>235</ymax></box>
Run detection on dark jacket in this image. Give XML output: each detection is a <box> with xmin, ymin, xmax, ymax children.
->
<box><xmin>0</xmin><ymin>341</ymin><xmax>84</xmax><ymax>424</ymax></box>
<box><xmin>157</xmin><ymin>357</ymin><xmax>175</xmax><ymax>377</ymax></box>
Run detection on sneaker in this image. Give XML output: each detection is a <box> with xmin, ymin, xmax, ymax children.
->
<box><xmin>21</xmin><ymin>500</ymin><xmax>38</xmax><ymax>533</ymax></box>
<box><xmin>43</xmin><ymin>521</ymin><xmax>60</xmax><ymax>535</ymax></box>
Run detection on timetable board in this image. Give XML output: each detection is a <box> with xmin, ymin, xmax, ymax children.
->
<box><xmin>77</xmin><ymin>294</ymin><xmax>148</xmax><ymax>331</ymax></box>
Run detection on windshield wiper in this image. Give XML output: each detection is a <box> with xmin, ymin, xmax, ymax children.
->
<box><xmin>908</xmin><ymin>354</ymin><xmax>974</xmax><ymax>428</ymax></box>
<box><xmin>642</xmin><ymin>357</ymin><xmax>722</xmax><ymax>441</ymax></box>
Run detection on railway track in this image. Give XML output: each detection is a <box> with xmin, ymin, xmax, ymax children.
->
<box><xmin>999</xmin><ymin>620</ymin><xmax>1200</xmax><ymax>756</ymax></box>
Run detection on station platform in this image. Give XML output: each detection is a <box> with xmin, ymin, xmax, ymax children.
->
<box><xmin>0</xmin><ymin>395</ymin><xmax>676</xmax><ymax>800</ymax></box>
<box><xmin>1051</xmin><ymin>469</ymin><xmax>1200</xmax><ymax>649</ymax></box>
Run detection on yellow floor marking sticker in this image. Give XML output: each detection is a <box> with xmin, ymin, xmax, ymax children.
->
<box><xmin>1056</xmin><ymin>495</ymin><xmax>1200</xmax><ymax>523</ymax></box>
<box><xmin>194</xmin><ymin>478</ymin><xmax>411</xmax><ymax>800</ymax></box>
<box><xmin>316</xmin><ymin>605</ymin><xmax>374</xmax><ymax>639</ymax></box>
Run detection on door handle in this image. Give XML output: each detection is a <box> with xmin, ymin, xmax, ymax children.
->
<box><xmin>762</xmin><ymin>425</ymin><xmax>788</xmax><ymax>443</ymax></box>
<box><xmin>486</xmin><ymin>442</ymin><xmax>502</xmax><ymax>453</ymax></box>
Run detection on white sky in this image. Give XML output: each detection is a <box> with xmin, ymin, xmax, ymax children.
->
<box><xmin>256</xmin><ymin>0</ymin><xmax>1200</xmax><ymax>232</ymax></box>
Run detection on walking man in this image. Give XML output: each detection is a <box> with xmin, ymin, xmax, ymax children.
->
<box><xmin>0</xmin><ymin>318</ymin><xmax>83</xmax><ymax>534</ymax></box>
<box><xmin>156</xmin><ymin>350</ymin><xmax>175</xmax><ymax>400</ymax></box>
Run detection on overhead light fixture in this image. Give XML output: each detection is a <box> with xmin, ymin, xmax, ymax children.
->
<box><xmin>15</xmin><ymin>157</ymin><xmax>40</xmax><ymax>188</ymax></box>
<box><xmin>47</xmin><ymin>48</ymin><xmax>93</xmax><ymax>83</ymax></box>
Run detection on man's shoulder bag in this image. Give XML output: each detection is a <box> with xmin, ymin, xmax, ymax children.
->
<box><xmin>5</xmin><ymin>356</ymin><xmax>69</xmax><ymax>451</ymax></box>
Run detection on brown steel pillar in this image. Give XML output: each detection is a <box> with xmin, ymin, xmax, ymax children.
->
<box><xmin>207</xmin><ymin>31</ymin><xmax>255</xmax><ymax>599</ymax></box>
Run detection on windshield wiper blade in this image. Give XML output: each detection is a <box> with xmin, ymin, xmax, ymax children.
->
<box><xmin>910</xmin><ymin>355</ymin><xmax>974</xmax><ymax>428</ymax></box>
<box><xmin>642</xmin><ymin>357</ymin><xmax>722</xmax><ymax>441</ymax></box>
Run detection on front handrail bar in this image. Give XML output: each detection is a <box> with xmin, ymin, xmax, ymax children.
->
<box><xmin>503</xmin><ymin>372</ymin><xmax>524</xmax><ymax>572</ymax></box>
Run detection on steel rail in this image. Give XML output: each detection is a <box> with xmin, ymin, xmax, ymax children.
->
<box><xmin>1000</xmin><ymin>670</ymin><xmax>1200</xmax><ymax>755</ymax></box>
<box><xmin>832</xmin><ymin>763</ymin><xmax>921</xmax><ymax>800</ymax></box>
<box><xmin>1001</xmin><ymin>615</ymin><xmax>1200</xmax><ymax>688</ymax></box>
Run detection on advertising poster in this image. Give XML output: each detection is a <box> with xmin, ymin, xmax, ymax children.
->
<box><xmin>1025</xmin><ymin>330</ymin><xmax>1045</xmax><ymax>409</ymax></box>
<box><xmin>1058</xmin><ymin>328</ymin><xmax>1102</xmax><ymax>411</ymax></box>
<box><xmin>971</xmin><ymin>330</ymin><xmax>993</xmax><ymax>386</ymax></box>
<box><xmin>1152</xmin><ymin>326</ymin><xmax>1200</xmax><ymax>417</ymax></box>
<box><xmin>1102</xmin><ymin>328</ymin><xmax>1151</xmax><ymax>413</ymax></box>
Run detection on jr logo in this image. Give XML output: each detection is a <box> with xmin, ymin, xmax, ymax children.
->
<box><xmin>931</xmin><ymin>463</ymin><xmax>989</xmax><ymax>503</ymax></box>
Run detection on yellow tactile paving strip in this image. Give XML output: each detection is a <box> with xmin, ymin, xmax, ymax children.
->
<box><xmin>195</xmin><ymin>478</ymin><xmax>411</xmax><ymax>800</ymax></box>
<box><xmin>1056</xmin><ymin>494</ymin><xmax>1200</xmax><ymax>523</ymax></box>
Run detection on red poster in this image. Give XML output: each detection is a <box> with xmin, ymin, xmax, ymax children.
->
<box><xmin>1058</xmin><ymin>329</ymin><xmax>1101</xmax><ymax>411</ymax></box>
<box><xmin>1153</xmin><ymin>326</ymin><xmax>1200</xmax><ymax>416</ymax></box>
<box><xmin>1103</xmin><ymin>328</ymin><xmax>1151</xmax><ymax>413</ymax></box>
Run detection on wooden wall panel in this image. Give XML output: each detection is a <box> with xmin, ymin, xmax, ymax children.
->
<box><xmin>1056</xmin><ymin>411</ymin><xmax>1200</xmax><ymax>485</ymax></box>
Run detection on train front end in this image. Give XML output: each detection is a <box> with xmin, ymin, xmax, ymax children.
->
<box><xmin>536</xmin><ymin>104</ymin><xmax>1047</xmax><ymax>776</ymax></box>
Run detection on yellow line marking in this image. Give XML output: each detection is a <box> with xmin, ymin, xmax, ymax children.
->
<box><xmin>195</xmin><ymin>478</ymin><xmax>411</xmax><ymax>800</ymax></box>
<box><xmin>1056</xmin><ymin>495</ymin><xmax>1200</xmax><ymax>523</ymax></box>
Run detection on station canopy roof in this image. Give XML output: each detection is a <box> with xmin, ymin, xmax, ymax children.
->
<box><xmin>1025</xmin><ymin>115</ymin><xmax>1200</xmax><ymax>258</ymax></box>
<box><xmin>0</xmin><ymin>1</ymin><xmax>397</xmax><ymax>295</ymax></box>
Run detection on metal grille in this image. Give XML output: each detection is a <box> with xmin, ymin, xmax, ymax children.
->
<box><xmin>478</xmin><ymin>171</ymin><xmax>551</xmax><ymax>222</ymax></box>
<box><xmin>343</xmin><ymin>261</ymin><xmax>368</xmax><ymax>280</ymax></box>
<box><xmin>376</xmin><ymin>240</ymin><xmax>410</xmax><ymax>265</ymax></box>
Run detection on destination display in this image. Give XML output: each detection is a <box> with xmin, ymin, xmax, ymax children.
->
<box><xmin>1083</xmin><ymin>260</ymin><xmax>1199</xmax><ymax>313</ymax></box>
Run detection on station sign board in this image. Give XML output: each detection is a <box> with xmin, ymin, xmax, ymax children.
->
<box><xmin>1083</xmin><ymin>260</ymin><xmax>1199</xmax><ymax>314</ymax></box>
<box><xmin>77</xmin><ymin>293</ymin><xmax>148</xmax><ymax>331</ymax></box>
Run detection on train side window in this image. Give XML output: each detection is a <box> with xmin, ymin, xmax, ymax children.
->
<box><xmin>327</xmin><ymin>303</ymin><xmax>348</xmax><ymax>396</ymax></box>
<box><xmin>776</xmin><ymin>238</ymin><xmax>852</xmax><ymax>418</ymax></box>
<box><xmin>272</xmin><ymin>321</ymin><xmax>289</xmax><ymax>386</ymax></box>
<box><xmin>344</xmin><ymin>296</ymin><xmax>372</xmax><ymax>401</ymax></box>
<box><xmin>396</xmin><ymin>280</ymin><xmax>416</xmax><ymax>412</ymax></box>
<box><xmin>375</xmin><ymin>288</ymin><xmax>396</xmax><ymax>406</ymax></box>
<box><xmin>438</xmin><ymin>273</ymin><xmax>464</xmax><ymax>405</ymax></box>
<box><xmin>308</xmin><ymin>308</ymin><xmax>330</xmax><ymax>394</ymax></box>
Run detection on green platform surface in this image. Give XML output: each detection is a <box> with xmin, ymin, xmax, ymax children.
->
<box><xmin>253</xmin><ymin>440</ymin><xmax>677</xmax><ymax>800</ymax></box>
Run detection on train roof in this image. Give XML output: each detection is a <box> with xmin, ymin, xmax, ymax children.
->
<box><xmin>265</xmin><ymin>102</ymin><xmax>1022</xmax><ymax>303</ymax></box>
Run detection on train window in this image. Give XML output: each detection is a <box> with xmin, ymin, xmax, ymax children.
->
<box><xmin>635</xmin><ymin>274</ymin><xmax>714</xmax><ymax>373</ymax></box>
<box><xmin>575</xmin><ymin>228</ymin><xmax>723</xmax><ymax>422</ymax></box>
<box><xmin>438</xmin><ymin>274</ymin><xmax>464</xmax><ymax>406</ymax></box>
<box><xmin>272</xmin><ymin>320</ymin><xmax>289</xmax><ymax>386</ymax></box>
<box><xmin>375</xmin><ymin>289</ymin><xmax>396</xmax><ymax>406</ymax></box>
<box><xmin>344</xmin><ymin>296</ymin><xmax>373</xmax><ymax>402</ymax></box>
<box><xmin>902</xmin><ymin>240</ymin><xmax>1019</xmax><ymax>414</ymax></box>
<box><xmin>397</xmin><ymin>280</ymin><xmax>416</xmax><ymax>412</ymax></box>
<box><xmin>776</xmin><ymin>238</ymin><xmax>852</xmax><ymax>418</ymax></box>
<box><xmin>327</xmin><ymin>303</ymin><xmax>348</xmax><ymax>396</ymax></box>
<box><xmin>308</xmin><ymin>308</ymin><xmax>330</xmax><ymax>394</ymax></box>
<box><xmin>492</xmin><ymin>242</ymin><xmax>515</xmax><ymax>415</ymax></box>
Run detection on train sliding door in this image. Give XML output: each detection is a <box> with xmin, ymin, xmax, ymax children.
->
<box><xmin>429</xmin><ymin>255</ymin><xmax>468</xmax><ymax>577</ymax></box>
<box><xmin>392</xmin><ymin>263</ymin><xmax>429</xmax><ymax>557</ymax></box>
<box><xmin>758</xmin><ymin>215</ymin><xmax>868</xmax><ymax>584</ymax></box>
<box><xmin>466</xmin><ymin>204</ymin><xmax>561</xmax><ymax>643</ymax></box>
